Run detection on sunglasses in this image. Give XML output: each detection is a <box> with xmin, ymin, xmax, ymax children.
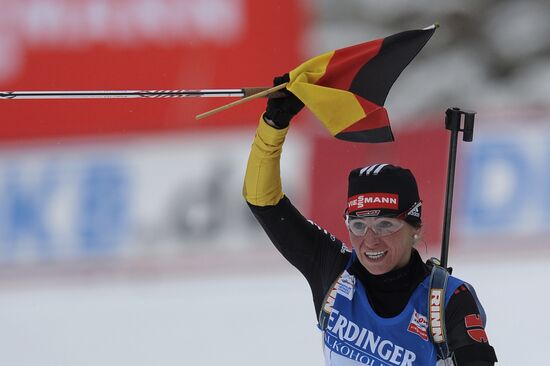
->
<box><xmin>344</xmin><ymin>215</ymin><xmax>405</xmax><ymax>237</ymax></box>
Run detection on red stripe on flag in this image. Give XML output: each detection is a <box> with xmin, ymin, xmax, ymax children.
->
<box><xmin>339</xmin><ymin>98</ymin><xmax>389</xmax><ymax>133</ymax></box>
<box><xmin>315</xmin><ymin>39</ymin><xmax>384</xmax><ymax>91</ymax></box>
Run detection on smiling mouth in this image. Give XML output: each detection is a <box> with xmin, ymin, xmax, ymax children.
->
<box><xmin>364</xmin><ymin>250</ymin><xmax>388</xmax><ymax>260</ymax></box>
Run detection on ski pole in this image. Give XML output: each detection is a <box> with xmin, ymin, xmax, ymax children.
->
<box><xmin>0</xmin><ymin>87</ymin><xmax>284</xmax><ymax>100</ymax></box>
<box><xmin>441</xmin><ymin>107</ymin><xmax>475</xmax><ymax>269</ymax></box>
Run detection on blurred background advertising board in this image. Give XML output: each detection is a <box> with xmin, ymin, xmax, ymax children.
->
<box><xmin>0</xmin><ymin>132</ymin><xmax>310</xmax><ymax>264</ymax></box>
<box><xmin>457</xmin><ymin>111</ymin><xmax>550</xmax><ymax>251</ymax></box>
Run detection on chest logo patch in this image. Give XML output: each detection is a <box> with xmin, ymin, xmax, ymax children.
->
<box><xmin>336</xmin><ymin>271</ymin><xmax>355</xmax><ymax>300</ymax></box>
<box><xmin>407</xmin><ymin>309</ymin><xmax>429</xmax><ymax>341</ymax></box>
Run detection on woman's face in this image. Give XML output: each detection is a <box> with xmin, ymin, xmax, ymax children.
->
<box><xmin>348</xmin><ymin>219</ymin><xmax>418</xmax><ymax>275</ymax></box>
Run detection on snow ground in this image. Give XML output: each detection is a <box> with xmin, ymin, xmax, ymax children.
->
<box><xmin>0</xmin><ymin>253</ymin><xmax>546</xmax><ymax>366</ymax></box>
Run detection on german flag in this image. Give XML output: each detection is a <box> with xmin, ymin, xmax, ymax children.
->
<box><xmin>287</xmin><ymin>25</ymin><xmax>437</xmax><ymax>143</ymax></box>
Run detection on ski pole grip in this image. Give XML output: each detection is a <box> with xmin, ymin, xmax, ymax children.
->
<box><xmin>445</xmin><ymin>107</ymin><xmax>462</xmax><ymax>131</ymax></box>
<box><xmin>445</xmin><ymin>107</ymin><xmax>476</xmax><ymax>142</ymax></box>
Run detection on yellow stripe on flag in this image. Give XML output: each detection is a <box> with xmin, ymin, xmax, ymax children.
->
<box><xmin>289</xmin><ymin>84</ymin><xmax>366</xmax><ymax>136</ymax></box>
<box><xmin>287</xmin><ymin>50</ymin><xmax>367</xmax><ymax>136</ymax></box>
<box><xmin>288</xmin><ymin>50</ymin><xmax>334</xmax><ymax>85</ymax></box>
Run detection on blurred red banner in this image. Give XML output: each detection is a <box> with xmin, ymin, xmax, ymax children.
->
<box><xmin>0</xmin><ymin>0</ymin><xmax>306</xmax><ymax>141</ymax></box>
